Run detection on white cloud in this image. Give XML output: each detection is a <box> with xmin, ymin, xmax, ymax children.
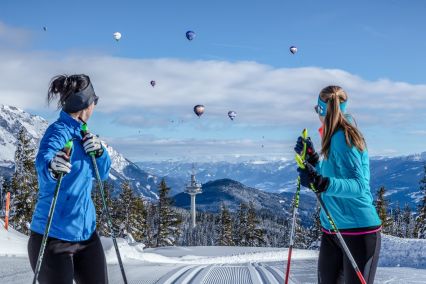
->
<box><xmin>0</xmin><ymin>47</ymin><xmax>425</xmax><ymax>160</ymax></box>
<box><xmin>104</xmin><ymin>135</ymin><xmax>294</xmax><ymax>163</ymax></box>
<box><xmin>1</xmin><ymin>50</ymin><xmax>425</xmax><ymax>130</ymax></box>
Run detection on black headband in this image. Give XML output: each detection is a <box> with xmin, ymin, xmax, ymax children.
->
<box><xmin>62</xmin><ymin>83</ymin><xmax>98</xmax><ymax>113</ymax></box>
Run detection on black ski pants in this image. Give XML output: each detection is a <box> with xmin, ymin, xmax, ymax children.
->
<box><xmin>318</xmin><ymin>231</ymin><xmax>381</xmax><ymax>284</ymax></box>
<box><xmin>28</xmin><ymin>230</ymin><xmax>108</xmax><ymax>284</ymax></box>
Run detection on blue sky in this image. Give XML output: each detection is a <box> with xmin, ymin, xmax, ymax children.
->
<box><xmin>0</xmin><ymin>0</ymin><xmax>425</xmax><ymax>161</ymax></box>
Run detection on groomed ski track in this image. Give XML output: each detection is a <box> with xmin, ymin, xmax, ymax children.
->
<box><xmin>106</xmin><ymin>260</ymin><xmax>313</xmax><ymax>284</ymax></box>
<box><xmin>1</xmin><ymin>256</ymin><xmax>426</xmax><ymax>283</ymax></box>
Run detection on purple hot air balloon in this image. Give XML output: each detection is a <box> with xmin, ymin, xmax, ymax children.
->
<box><xmin>186</xmin><ymin>31</ymin><xmax>196</xmax><ymax>41</ymax></box>
<box><xmin>228</xmin><ymin>111</ymin><xmax>237</xmax><ymax>121</ymax></box>
<box><xmin>150</xmin><ymin>80</ymin><xmax>156</xmax><ymax>87</ymax></box>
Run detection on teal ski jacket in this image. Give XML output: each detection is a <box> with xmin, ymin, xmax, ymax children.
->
<box><xmin>318</xmin><ymin>129</ymin><xmax>382</xmax><ymax>230</ymax></box>
<box><xmin>31</xmin><ymin>111</ymin><xmax>111</xmax><ymax>241</ymax></box>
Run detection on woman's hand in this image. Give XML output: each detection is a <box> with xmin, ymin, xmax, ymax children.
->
<box><xmin>294</xmin><ymin>136</ymin><xmax>319</xmax><ymax>166</ymax></box>
<box><xmin>297</xmin><ymin>162</ymin><xmax>329</xmax><ymax>193</ymax></box>
<box><xmin>49</xmin><ymin>151</ymin><xmax>72</xmax><ymax>178</ymax></box>
<box><xmin>82</xmin><ymin>133</ymin><xmax>104</xmax><ymax>158</ymax></box>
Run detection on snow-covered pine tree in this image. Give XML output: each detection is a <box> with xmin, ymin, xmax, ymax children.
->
<box><xmin>11</xmin><ymin>127</ymin><xmax>38</xmax><ymax>235</ymax></box>
<box><xmin>156</xmin><ymin>178</ymin><xmax>181</xmax><ymax>247</ymax></box>
<box><xmin>145</xmin><ymin>202</ymin><xmax>158</xmax><ymax>247</ymax></box>
<box><xmin>93</xmin><ymin>181</ymin><xmax>115</xmax><ymax>236</ymax></box>
<box><xmin>0</xmin><ymin>176</ymin><xmax>4</xmax><ymax>213</ymax></box>
<box><xmin>306</xmin><ymin>204</ymin><xmax>321</xmax><ymax>249</ymax></box>
<box><xmin>129</xmin><ymin>195</ymin><xmax>147</xmax><ymax>242</ymax></box>
<box><xmin>391</xmin><ymin>202</ymin><xmax>404</xmax><ymax>238</ymax></box>
<box><xmin>414</xmin><ymin>164</ymin><xmax>426</xmax><ymax>239</ymax></box>
<box><xmin>116</xmin><ymin>181</ymin><xmax>134</xmax><ymax>238</ymax></box>
<box><xmin>402</xmin><ymin>203</ymin><xmax>415</xmax><ymax>238</ymax></box>
<box><xmin>235</xmin><ymin>202</ymin><xmax>248</xmax><ymax>246</ymax></box>
<box><xmin>217</xmin><ymin>203</ymin><xmax>234</xmax><ymax>246</ymax></box>
<box><xmin>246</xmin><ymin>202</ymin><xmax>265</xmax><ymax>247</ymax></box>
<box><xmin>375</xmin><ymin>186</ymin><xmax>392</xmax><ymax>234</ymax></box>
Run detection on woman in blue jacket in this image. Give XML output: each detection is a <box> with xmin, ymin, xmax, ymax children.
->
<box><xmin>295</xmin><ymin>85</ymin><xmax>382</xmax><ymax>284</ymax></box>
<box><xmin>28</xmin><ymin>74</ymin><xmax>111</xmax><ymax>284</ymax></box>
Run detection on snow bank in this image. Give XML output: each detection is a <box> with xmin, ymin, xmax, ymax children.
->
<box><xmin>0</xmin><ymin>220</ymin><xmax>28</xmax><ymax>257</ymax></box>
<box><xmin>1</xmin><ymin>222</ymin><xmax>426</xmax><ymax>270</ymax></box>
<box><xmin>379</xmin><ymin>234</ymin><xmax>426</xmax><ymax>268</ymax></box>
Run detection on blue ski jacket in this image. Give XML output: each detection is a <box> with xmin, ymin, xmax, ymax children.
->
<box><xmin>30</xmin><ymin>111</ymin><xmax>111</xmax><ymax>241</ymax></box>
<box><xmin>318</xmin><ymin>129</ymin><xmax>382</xmax><ymax>230</ymax></box>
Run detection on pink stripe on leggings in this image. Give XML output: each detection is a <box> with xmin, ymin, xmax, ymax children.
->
<box><xmin>321</xmin><ymin>226</ymin><xmax>382</xmax><ymax>236</ymax></box>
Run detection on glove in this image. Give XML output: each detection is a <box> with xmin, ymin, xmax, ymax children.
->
<box><xmin>49</xmin><ymin>150</ymin><xmax>72</xmax><ymax>178</ymax></box>
<box><xmin>294</xmin><ymin>136</ymin><xmax>319</xmax><ymax>166</ymax></box>
<box><xmin>82</xmin><ymin>133</ymin><xmax>104</xmax><ymax>158</ymax></box>
<box><xmin>297</xmin><ymin>162</ymin><xmax>329</xmax><ymax>193</ymax></box>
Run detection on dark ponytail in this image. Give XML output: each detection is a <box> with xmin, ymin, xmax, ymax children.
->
<box><xmin>47</xmin><ymin>74</ymin><xmax>91</xmax><ymax>109</ymax></box>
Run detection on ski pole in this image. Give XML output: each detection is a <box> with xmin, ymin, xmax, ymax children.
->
<box><xmin>295</xmin><ymin>142</ymin><xmax>367</xmax><ymax>284</ymax></box>
<box><xmin>81</xmin><ymin>123</ymin><xmax>128</xmax><ymax>284</ymax></box>
<box><xmin>33</xmin><ymin>140</ymin><xmax>73</xmax><ymax>284</ymax></box>
<box><xmin>285</xmin><ymin>128</ymin><xmax>308</xmax><ymax>284</ymax></box>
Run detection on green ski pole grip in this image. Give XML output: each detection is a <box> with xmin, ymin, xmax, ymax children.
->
<box><xmin>64</xmin><ymin>140</ymin><xmax>73</xmax><ymax>156</ymax></box>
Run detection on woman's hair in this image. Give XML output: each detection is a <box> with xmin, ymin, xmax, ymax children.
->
<box><xmin>320</xmin><ymin>85</ymin><xmax>366</xmax><ymax>159</ymax></box>
<box><xmin>47</xmin><ymin>74</ymin><xmax>91</xmax><ymax>109</ymax></box>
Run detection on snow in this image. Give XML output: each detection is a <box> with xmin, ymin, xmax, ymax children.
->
<box><xmin>0</xmin><ymin>220</ymin><xmax>28</xmax><ymax>257</ymax></box>
<box><xmin>1</xmin><ymin>222</ymin><xmax>426</xmax><ymax>283</ymax></box>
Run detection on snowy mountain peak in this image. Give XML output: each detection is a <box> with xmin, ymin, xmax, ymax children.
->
<box><xmin>0</xmin><ymin>105</ymin><xmax>48</xmax><ymax>166</ymax></box>
<box><xmin>0</xmin><ymin>105</ymin><xmax>159</xmax><ymax>199</ymax></box>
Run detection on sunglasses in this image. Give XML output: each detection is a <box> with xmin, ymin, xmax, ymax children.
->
<box><xmin>93</xmin><ymin>95</ymin><xmax>99</xmax><ymax>106</ymax></box>
<box><xmin>314</xmin><ymin>105</ymin><xmax>318</xmax><ymax>114</ymax></box>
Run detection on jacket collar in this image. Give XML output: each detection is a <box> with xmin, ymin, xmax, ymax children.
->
<box><xmin>59</xmin><ymin>111</ymin><xmax>83</xmax><ymax>132</ymax></box>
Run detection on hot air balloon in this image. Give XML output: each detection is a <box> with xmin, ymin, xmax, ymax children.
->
<box><xmin>193</xmin><ymin>105</ymin><xmax>205</xmax><ymax>117</ymax></box>
<box><xmin>228</xmin><ymin>111</ymin><xmax>237</xmax><ymax>120</ymax></box>
<box><xmin>113</xmin><ymin>32</ymin><xmax>122</xmax><ymax>42</ymax></box>
<box><xmin>43</xmin><ymin>26</ymin><xmax>47</xmax><ymax>32</ymax></box>
<box><xmin>186</xmin><ymin>31</ymin><xmax>196</xmax><ymax>41</ymax></box>
<box><xmin>150</xmin><ymin>80</ymin><xmax>156</xmax><ymax>87</ymax></box>
<box><xmin>290</xmin><ymin>46</ymin><xmax>297</xmax><ymax>54</ymax></box>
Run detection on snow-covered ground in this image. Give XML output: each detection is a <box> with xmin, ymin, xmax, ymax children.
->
<box><xmin>1</xmin><ymin>220</ymin><xmax>426</xmax><ymax>283</ymax></box>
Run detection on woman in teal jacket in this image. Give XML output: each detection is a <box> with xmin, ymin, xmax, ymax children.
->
<box><xmin>28</xmin><ymin>74</ymin><xmax>111</xmax><ymax>284</ymax></box>
<box><xmin>295</xmin><ymin>85</ymin><xmax>382</xmax><ymax>284</ymax></box>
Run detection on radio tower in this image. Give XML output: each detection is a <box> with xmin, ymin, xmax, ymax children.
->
<box><xmin>185</xmin><ymin>165</ymin><xmax>202</xmax><ymax>228</ymax></box>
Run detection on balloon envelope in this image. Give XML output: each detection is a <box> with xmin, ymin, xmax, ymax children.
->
<box><xmin>290</xmin><ymin>46</ymin><xmax>297</xmax><ymax>54</ymax></box>
<box><xmin>228</xmin><ymin>111</ymin><xmax>237</xmax><ymax>120</ymax></box>
<box><xmin>113</xmin><ymin>32</ymin><xmax>122</xmax><ymax>41</ymax></box>
<box><xmin>193</xmin><ymin>105</ymin><xmax>205</xmax><ymax>117</ymax></box>
<box><xmin>150</xmin><ymin>80</ymin><xmax>156</xmax><ymax>87</ymax></box>
<box><xmin>186</xmin><ymin>31</ymin><xmax>196</xmax><ymax>41</ymax></box>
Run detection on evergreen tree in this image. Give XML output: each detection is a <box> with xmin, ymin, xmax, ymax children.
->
<box><xmin>402</xmin><ymin>203</ymin><xmax>415</xmax><ymax>238</ymax></box>
<box><xmin>93</xmin><ymin>181</ymin><xmax>115</xmax><ymax>236</ymax></box>
<box><xmin>116</xmin><ymin>181</ymin><xmax>134</xmax><ymax>238</ymax></box>
<box><xmin>11</xmin><ymin>127</ymin><xmax>38</xmax><ymax>234</ymax></box>
<box><xmin>306</xmin><ymin>204</ymin><xmax>322</xmax><ymax>249</ymax></box>
<box><xmin>156</xmin><ymin>178</ymin><xmax>181</xmax><ymax>246</ymax></box>
<box><xmin>414</xmin><ymin>164</ymin><xmax>426</xmax><ymax>239</ymax></box>
<box><xmin>375</xmin><ymin>186</ymin><xmax>392</xmax><ymax>234</ymax></box>
<box><xmin>127</xmin><ymin>195</ymin><xmax>147</xmax><ymax>242</ymax></box>
<box><xmin>246</xmin><ymin>202</ymin><xmax>265</xmax><ymax>246</ymax></box>
<box><xmin>235</xmin><ymin>202</ymin><xmax>248</xmax><ymax>246</ymax></box>
<box><xmin>145</xmin><ymin>202</ymin><xmax>158</xmax><ymax>247</ymax></box>
<box><xmin>391</xmin><ymin>202</ymin><xmax>404</xmax><ymax>237</ymax></box>
<box><xmin>217</xmin><ymin>203</ymin><xmax>234</xmax><ymax>246</ymax></box>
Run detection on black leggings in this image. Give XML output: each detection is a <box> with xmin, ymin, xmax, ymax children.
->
<box><xmin>318</xmin><ymin>231</ymin><xmax>381</xmax><ymax>284</ymax></box>
<box><xmin>28</xmin><ymin>231</ymin><xmax>108</xmax><ymax>284</ymax></box>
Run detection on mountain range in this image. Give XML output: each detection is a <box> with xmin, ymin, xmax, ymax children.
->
<box><xmin>1</xmin><ymin>105</ymin><xmax>424</xmax><ymax>214</ymax></box>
